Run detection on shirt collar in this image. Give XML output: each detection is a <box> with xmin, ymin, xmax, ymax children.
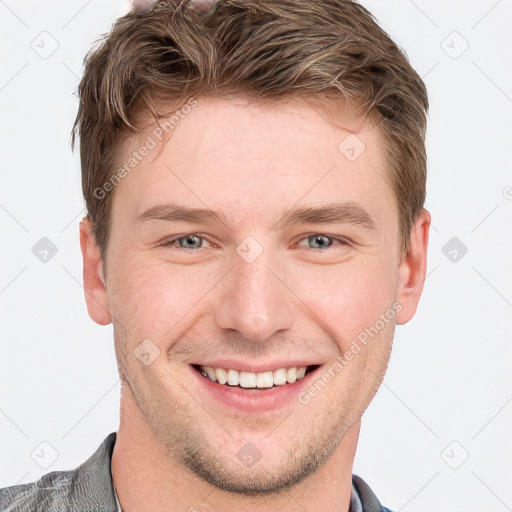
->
<box><xmin>350</xmin><ymin>481</ymin><xmax>364</xmax><ymax>512</ymax></box>
<box><xmin>113</xmin><ymin>477</ymin><xmax>123</xmax><ymax>512</ymax></box>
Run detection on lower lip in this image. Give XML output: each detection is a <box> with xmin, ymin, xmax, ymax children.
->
<box><xmin>189</xmin><ymin>365</ymin><xmax>320</xmax><ymax>413</ymax></box>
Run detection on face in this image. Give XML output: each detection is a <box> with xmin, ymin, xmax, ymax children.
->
<box><xmin>81</xmin><ymin>97</ymin><xmax>429</xmax><ymax>495</ymax></box>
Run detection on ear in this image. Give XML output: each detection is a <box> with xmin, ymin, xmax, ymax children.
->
<box><xmin>395</xmin><ymin>208</ymin><xmax>431</xmax><ymax>325</ymax></box>
<box><xmin>79</xmin><ymin>217</ymin><xmax>112</xmax><ymax>325</ymax></box>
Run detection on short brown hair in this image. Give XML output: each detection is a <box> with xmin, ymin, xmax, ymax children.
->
<box><xmin>71</xmin><ymin>0</ymin><xmax>428</xmax><ymax>261</ymax></box>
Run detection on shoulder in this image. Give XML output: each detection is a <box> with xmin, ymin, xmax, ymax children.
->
<box><xmin>352</xmin><ymin>473</ymin><xmax>396</xmax><ymax>512</ymax></box>
<box><xmin>0</xmin><ymin>432</ymin><xmax>118</xmax><ymax>512</ymax></box>
<box><xmin>0</xmin><ymin>467</ymin><xmax>76</xmax><ymax>512</ymax></box>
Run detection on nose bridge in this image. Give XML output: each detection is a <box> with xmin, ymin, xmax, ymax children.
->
<box><xmin>214</xmin><ymin>248</ymin><xmax>295</xmax><ymax>343</ymax></box>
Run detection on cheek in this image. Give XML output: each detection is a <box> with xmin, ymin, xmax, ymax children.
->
<box><xmin>108</xmin><ymin>254</ymin><xmax>220</xmax><ymax>342</ymax></box>
<box><xmin>291</xmin><ymin>255</ymin><xmax>398</xmax><ymax>351</ymax></box>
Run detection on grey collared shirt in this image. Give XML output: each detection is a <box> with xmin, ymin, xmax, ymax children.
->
<box><xmin>113</xmin><ymin>478</ymin><xmax>122</xmax><ymax>512</ymax></box>
<box><xmin>1</xmin><ymin>432</ymin><xmax>391</xmax><ymax>511</ymax></box>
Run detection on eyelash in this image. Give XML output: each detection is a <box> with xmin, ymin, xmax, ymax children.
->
<box><xmin>159</xmin><ymin>233</ymin><xmax>350</xmax><ymax>252</ymax></box>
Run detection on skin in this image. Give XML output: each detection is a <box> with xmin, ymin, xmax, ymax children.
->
<box><xmin>80</xmin><ymin>97</ymin><xmax>430</xmax><ymax>512</ymax></box>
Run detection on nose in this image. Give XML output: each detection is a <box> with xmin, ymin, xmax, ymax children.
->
<box><xmin>214</xmin><ymin>250</ymin><xmax>295</xmax><ymax>343</ymax></box>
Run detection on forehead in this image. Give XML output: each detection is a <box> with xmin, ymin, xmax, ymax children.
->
<box><xmin>112</xmin><ymin>96</ymin><xmax>393</xmax><ymax>231</ymax></box>
<box><xmin>132</xmin><ymin>95</ymin><xmax>372</xmax><ymax>163</ymax></box>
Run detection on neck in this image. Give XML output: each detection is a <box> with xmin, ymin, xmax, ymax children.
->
<box><xmin>111</xmin><ymin>383</ymin><xmax>360</xmax><ymax>512</ymax></box>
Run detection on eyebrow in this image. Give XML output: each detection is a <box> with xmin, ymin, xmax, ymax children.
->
<box><xmin>273</xmin><ymin>202</ymin><xmax>376</xmax><ymax>231</ymax></box>
<box><xmin>137</xmin><ymin>201</ymin><xmax>377</xmax><ymax>232</ymax></box>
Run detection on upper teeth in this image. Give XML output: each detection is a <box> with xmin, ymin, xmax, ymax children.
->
<box><xmin>200</xmin><ymin>366</ymin><xmax>308</xmax><ymax>388</ymax></box>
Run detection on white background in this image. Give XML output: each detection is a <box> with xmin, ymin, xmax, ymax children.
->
<box><xmin>1</xmin><ymin>1</ymin><xmax>511</xmax><ymax>511</ymax></box>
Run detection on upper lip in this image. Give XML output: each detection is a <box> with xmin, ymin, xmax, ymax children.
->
<box><xmin>192</xmin><ymin>359</ymin><xmax>321</xmax><ymax>373</ymax></box>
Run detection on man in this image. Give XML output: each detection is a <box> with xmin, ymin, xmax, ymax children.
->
<box><xmin>0</xmin><ymin>0</ymin><xmax>430</xmax><ymax>510</ymax></box>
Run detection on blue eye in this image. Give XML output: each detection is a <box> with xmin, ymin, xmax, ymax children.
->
<box><xmin>177</xmin><ymin>235</ymin><xmax>203</xmax><ymax>249</ymax></box>
<box><xmin>297</xmin><ymin>234</ymin><xmax>348</xmax><ymax>250</ymax></box>
<box><xmin>161</xmin><ymin>235</ymin><xmax>211</xmax><ymax>250</ymax></box>
<box><xmin>302</xmin><ymin>234</ymin><xmax>333</xmax><ymax>249</ymax></box>
<box><xmin>160</xmin><ymin>233</ymin><xmax>349</xmax><ymax>252</ymax></box>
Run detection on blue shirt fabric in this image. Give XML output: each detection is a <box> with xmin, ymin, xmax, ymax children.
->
<box><xmin>1</xmin><ymin>432</ymin><xmax>394</xmax><ymax>511</ymax></box>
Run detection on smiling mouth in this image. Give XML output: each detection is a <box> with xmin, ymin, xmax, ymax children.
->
<box><xmin>192</xmin><ymin>364</ymin><xmax>320</xmax><ymax>390</ymax></box>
